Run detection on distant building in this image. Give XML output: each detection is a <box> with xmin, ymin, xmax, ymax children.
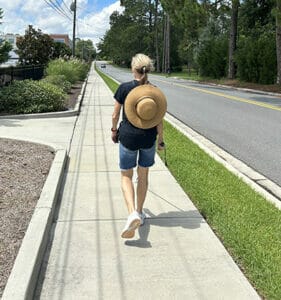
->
<box><xmin>0</xmin><ymin>33</ymin><xmax>20</xmax><ymax>49</ymax></box>
<box><xmin>0</xmin><ymin>33</ymin><xmax>20</xmax><ymax>66</ymax></box>
<box><xmin>49</xmin><ymin>34</ymin><xmax>71</xmax><ymax>47</ymax></box>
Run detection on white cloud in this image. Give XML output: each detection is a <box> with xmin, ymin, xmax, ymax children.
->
<box><xmin>78</xmin><ymin>1</ymin><xmax>124</xmax><ymax>46</ymax></box>
<box><xmin>0</xmin><ymin>0</ymin><xmax>21</xmax><ymax>11</ymax></box>
<box><xmin>21</xmin><ymin>0</ymin><xmax>46</xmax><ymax>14</ymax></box>
<box><xmin>0</xmin><ymin>0</ymin><xmax>123</xmax><ymax>47</ymax></box>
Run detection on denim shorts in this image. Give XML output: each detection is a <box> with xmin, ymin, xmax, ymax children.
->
<box><xmin>119</xmin><ymin>143</ymin><xmax>156</xmax><ymax>170</ymax></box>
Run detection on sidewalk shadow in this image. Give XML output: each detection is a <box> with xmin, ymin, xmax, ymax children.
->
<box><xmin>125</xmin><ymin>209</ymin><xmax>203</xmax><ymax>248</ymax></box>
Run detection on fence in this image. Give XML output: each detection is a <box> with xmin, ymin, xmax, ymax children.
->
<box><xmin>0</xmin><ymin>65</ymin><xmax>45</xmax><ymax>86</ymax></box>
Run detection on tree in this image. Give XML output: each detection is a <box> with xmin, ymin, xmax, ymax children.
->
<box><xmin>160</xmin><ymin>0</ymin><xmax>209</xmax><ymax>71</ymax></box>
<box><xmin>162</xmin><ymin>13</ymin><xmax>170</xmax><ymax>73</ymax></box>
<box><xmin>52</xmin><ymin>42</ymin><xmax>72</xmax><ymax>59</ymax></box>
<box><xmin>16</xmin><ymin>25</ymin><xmax>55</xmax><ymax>65</ymax></box>
<box><xmin>100</xmin><ymin>1</ymin><xmax>165</xmax><ymax>69</ymax></box>
<box><xmin>228</xmin><ymin>0</ymin><xmax>239</xmax><ymax>79</ymax></box>
<box><xmin>0</xmin><ymin>8</ymin><xmax>13</xmax><ymax>64</ymax></box>
<box><xmin>195</xmin><ymin>16</ymin><xmax>229</xmax><ymax>78</ymax></box>
<box><xmin>98</xmin><ymin>2</ymin><xmax>153</xmax><ymax>66</ymax></box>
<box><xmin>98</xmin><ymin>11</ymin><xmax>133</xmax><ymax>65</ymax></box>
<box><xmin>237</xmin><ymin>0</ymin><xmax>276</xmax><ymax>83</ymax></box>
<box><xmin>276</xmin><ymin>0</ymin><xmax>281</xmax><ymax>84</ymax></box>
<box><xmin>154</xmin><ymin>0</ymin><xmax>161</xmax><ymax>71</ymax></box>
<box><xmin>75</xmin><ymin>39</ymin><xmax>96</xmax><ymax>61</ymax></box>
<box><xmin>0</xmin><ymin>41</ymin><xmax>12</xmax><ymax>64</ymax></box>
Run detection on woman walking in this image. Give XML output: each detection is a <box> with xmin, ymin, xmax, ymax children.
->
<box><xmin>111</xmin><ymin>53</ymin><xmax>167</xmax><ymax>239</ymax></box>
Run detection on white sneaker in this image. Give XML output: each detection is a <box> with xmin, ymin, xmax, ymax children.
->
<box><xmin>121</xmin><ymin>211</ymin><xmax>141</xmax><ymax>239</ymax></box>
<box><xmin>138</xmin><ymin>211</ymin><xmax>146</xmax><ymax>226</ymax></box>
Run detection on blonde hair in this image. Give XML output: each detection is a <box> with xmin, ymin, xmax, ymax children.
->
<box><xmin>131</xmin><ymin>53</ymin><xmax>154</xmax><ymax>85</ymax></box>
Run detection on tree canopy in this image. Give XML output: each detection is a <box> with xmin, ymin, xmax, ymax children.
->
<box><xmin>52</xmin><ymin>42</ymin><xmax>72</xmax><ymax>59</ymax></box>
<box><xmin>75</xmin><ymin>39</ymin><xmax>96</xmax><ymax>61</ymax></box>
<box><xmin>16</xmin><ymin>25</ymin><xmax>55</xmax><ymax>65</ymax></box>
<box><xmin>98</xmin><ymin>0</ymin><xmax>280</xmax><ymax>84</ymax></box>
<box><xmin>0</xmin><ymin>8</ymin><xmax>13</xmax><ymax>64</ymax></box>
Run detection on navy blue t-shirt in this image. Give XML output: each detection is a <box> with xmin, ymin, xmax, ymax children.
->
<box><xmin>114</xmin><ymin>80</ymin><xmax>157</xmax><ymax>151</ymax></box>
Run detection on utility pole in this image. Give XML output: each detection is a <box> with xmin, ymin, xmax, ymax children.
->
<box><xmin>162</xmin><ymin>14</ymin><xmax>170</xmax><ymax>73</ymax></box>
<box><xmin>70</xmin><ymin>0</ymin><xmax>77</xmax><ymax>56</ymax></box>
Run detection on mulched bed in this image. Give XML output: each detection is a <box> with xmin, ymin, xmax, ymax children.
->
<box><xmin>0</xmin><ymin>139</ymin><xmax>55</xmax><ymax>297</ymax></box>
<box><xmin>0</xmin><ymin>84</ymin><xmax>82</xmax><ymax>297</ymax></box>
<box><xmin>65</xmin><ymin>82</ymin><xmax>83</xmax><ymax>110</ymax></box>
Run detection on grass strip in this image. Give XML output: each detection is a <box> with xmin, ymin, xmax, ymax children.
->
<box><xmin>160</xmin><ymin>122</ymin><xmax>281</xmax><ymax>300</ymax></box>
<box><xmin>95</xmin><ymin>64</ymin><xmax>119</xmax><ymax>92</ymax></box>
<box><xmin>96</xmin><ymin>65</ymin><xmax>281</xmax><ymax>300</ymax></box>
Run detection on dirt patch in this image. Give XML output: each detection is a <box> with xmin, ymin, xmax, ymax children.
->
<box><xmin>65</xmin><ymin>82</ymin><xmax>83</xmax><ymax>110</ymax></box>
<box><xmin>0</xmin><ymin>138</ymin><xmax>55</xmax><ymax>297</ymax></box>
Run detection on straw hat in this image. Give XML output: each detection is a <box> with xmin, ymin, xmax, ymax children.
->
<box><xmin>125</xmin><ymin>85</ymin><xmax>167</xmax><ymax>129</ymax></box>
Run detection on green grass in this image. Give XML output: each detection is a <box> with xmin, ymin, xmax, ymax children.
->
<box><xmin>95</xmin><ymin>63</ymin><xmax>119</xmax><ymax>93</ymax></box>
<box><xmin>96</xmin><ymin>65</ymin><xmax>281</xmax><ymax>300</ymax></box>
<box><xmin>160</xmin><ymin>122</ymin><xmax>281</xmax><ymax>299</ymax></box>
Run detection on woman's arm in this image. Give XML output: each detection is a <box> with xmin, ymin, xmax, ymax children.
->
<box><xmin>156</xmin><ymin>120</ymin><xmax>164</xmax><ymax>150</ymax></box>
<box><xmin>111</xmin><ymin>100</ymin><xmax>122</xmax><ymax>143</ymax></box>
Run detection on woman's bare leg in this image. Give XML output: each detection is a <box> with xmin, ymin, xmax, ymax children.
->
<box><xmin>136</xmin><ymin>166</ymin><xmax>149</xmax><ymax>213</ymax></box>
<box><xmin>121</xmin><ymin>169</ymin><xmax>135</xmax><ymax>213</ymax></box>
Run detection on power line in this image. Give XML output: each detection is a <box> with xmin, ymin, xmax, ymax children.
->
<box><xmin>50</xmin><ymin>0</ymin><xmax>72</xmax><ymax>19</ymax></box>
<box><xmin>61</xmin><ymin>0</ymin><xmax>73</xmax><ymax>14</ymax></box>
<box><xmin>43</xmin><ymin>0</ymin><xmax>70</xmax><ymax>20</ymax></box>
<box><xmin>42</xmin><ymin>0</ymin><xmax>72</xmax><ymax>22</ymax></box>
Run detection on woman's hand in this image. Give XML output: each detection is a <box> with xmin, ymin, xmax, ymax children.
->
<box><xmin>158</xmin><ymin>141</ymin><xmax>165</xmax><ymax>151</ymax></box>
<box><xmin>111</xmin><ymin>131</ymin><xmax>118</xmax><ymax>143</ymax></box>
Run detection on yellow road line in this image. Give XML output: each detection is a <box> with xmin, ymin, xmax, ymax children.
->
<box><xmin>153</xmin><ymin>78</ymin><xmax>281</xmax><ymax>112</ymax></box>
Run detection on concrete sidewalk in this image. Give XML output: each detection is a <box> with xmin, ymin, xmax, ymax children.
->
<box><xmin>0</xmin><ymin>65</ymin><xmax>260</xmax><ymax>299</ymax></box>
<box><xmin>25</xmin><ymin>67</ymin><xmax>260</xmax><ymax>299</ymax></box>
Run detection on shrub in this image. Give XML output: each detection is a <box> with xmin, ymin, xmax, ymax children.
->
<box><xmin>196</xmin><ymin>36</ymin><xmax>228</xmax><ymax>79</ymax></box>
<box><xmin>0</xmin><ymin>80</ymin><xmax>67</xmax><ymax>114</ymax></box>
<box><xmin>46</xmin><ymin>58</ymin><xmax>89</xmax><ymax>84</ymax></box>
<box><xmin>236</xmin><ymin>28</ymin><xmax>276</xmax><ymax>84</ymax></box>
<box><xmin>68</xmin><ymin>58</ymin><xmax>89</xmax><ymax>81</ymax></box>
<box><xmin>42</xmin><ymin>75</ymin><xmax>72</xmax><ymax>93</ymax></box>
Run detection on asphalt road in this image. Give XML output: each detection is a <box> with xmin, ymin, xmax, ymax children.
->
<box><xmin>97</xmin><ymin>62</ymin><xmax>281</xmax><ymax>187</ymax></box>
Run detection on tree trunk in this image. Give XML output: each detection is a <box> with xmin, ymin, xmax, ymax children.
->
<box><xmin>162</xmin><ymin>14</ymin><xmax>166</xmax><ymax>72</ymax></box>
<box><xmin>166</xmin><ymin>14</ymin><xmax>170</xmax><ymax>73</ymax></box>
<box><xmin>154</xmin><ymin>0</ymin><xmax>160</xmax><ymax>72</ymax></box>
<box><xmin>228</xmin><ymin>0</ymin><xmax>239</xmax><ymax>79</ymax></box>
<box><xmin>148</xmin><ymin>0</ymin><xmax>154</xmax><ymax>57</ymax></box>
<box><xmin>276</xmin><ymin>0</ymin><xmax>281</xmax><ymax>84</ymax></box>
<box><xmin>162</xmin><ymin>14</ymin><xmax>170</xmax><ymax>73</ymax></box>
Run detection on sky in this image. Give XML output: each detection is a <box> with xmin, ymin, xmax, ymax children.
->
<box><xmin>0</xmin><ymin>0</ymin><xmax>124</xmax><ymax>47</ymax></box>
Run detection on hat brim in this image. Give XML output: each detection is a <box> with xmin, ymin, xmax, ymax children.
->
<box><xmin>125</xmin><ymin>85</ymin><xmax>167</xmax><ymax>129</ymax></box>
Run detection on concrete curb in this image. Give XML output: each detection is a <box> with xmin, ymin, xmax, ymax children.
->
<box><xmin>0</xmin><ymin>77</ymin><xmax>88</xmax><ymax>120</ymax></box>
<box><xmin>165</xmin><ymin>113</ymin><xmax>281</xmax><ymax>210</ymax></box>
<box><xmin>199</xmin><ymin>81</ymin><xmax>281</xmax><ymax>97</ymax></box>
<box><xmin>2</xmin><ymin>148</ymin><xmax>67</xmax><ymax>300</ymax></box>
<box><xmin>160</xmin><ymin>76</ymin><xmax>281</xmax><ymax>97</ymax></box>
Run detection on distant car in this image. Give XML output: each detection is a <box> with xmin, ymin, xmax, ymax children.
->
<box><xmin>101</xmin><ymin>64</ymin><xmax>106</xmax><ymax>68</ymax></box>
